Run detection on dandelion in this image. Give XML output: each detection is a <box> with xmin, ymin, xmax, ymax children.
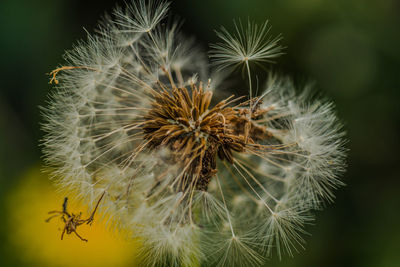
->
<box><xmin>41</xmin><ymin>1</ymin><xmax>346</xmax><ymax>266</ymax></box>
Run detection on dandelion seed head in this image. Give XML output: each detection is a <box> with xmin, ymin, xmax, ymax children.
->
<box><xmin>42</xmin><ymin>1</ymin><xmax>346</xmax><ymax>266</ymax></box>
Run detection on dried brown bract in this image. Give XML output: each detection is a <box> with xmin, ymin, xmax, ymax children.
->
<box><xmin>143</xmin><ymin>81</ymin><xmax>270</xmax><ymax>191</ymax></box>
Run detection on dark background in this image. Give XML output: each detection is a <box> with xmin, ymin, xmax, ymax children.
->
<box><xmin>1</xmin><ymin>0</ymin><xmax>399</xmax><ymax>266</ymax></box>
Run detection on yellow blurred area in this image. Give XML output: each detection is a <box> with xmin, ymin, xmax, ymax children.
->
<box><xmin>6</xmin><ymin>167</ymin><xmax>140</xmax><ymax>267</ymax></box>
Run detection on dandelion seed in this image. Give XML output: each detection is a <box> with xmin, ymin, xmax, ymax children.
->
<box><xmin>210</xmin><ymin>20</ymin><xmax>284</xmax><ymax>71</ymax></box>
<box><xmin>210</xmin><ymin>20</ymin><xmax>283</xmax><ymax>99</ymax></box>
<box><xmin>113</xmin><ymin>0</ymin><xmax>170</xmax><ymax>33</ymax></box>
<box><xmin>42</xmin><ymin>1</ymin><xmax>346</xmax><ymax>266</ymax></box>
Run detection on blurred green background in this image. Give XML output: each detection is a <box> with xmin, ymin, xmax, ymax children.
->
<box><xmin>0</xmin><ymin>0</ymin><xmax>399</xmax><ymax>266</ymax></box>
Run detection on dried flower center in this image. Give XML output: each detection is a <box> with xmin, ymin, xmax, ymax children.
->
<box><xmin>143</xmin><ymin>83</ymin><xmax>269</xmax><ymax>191</ymax></box>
